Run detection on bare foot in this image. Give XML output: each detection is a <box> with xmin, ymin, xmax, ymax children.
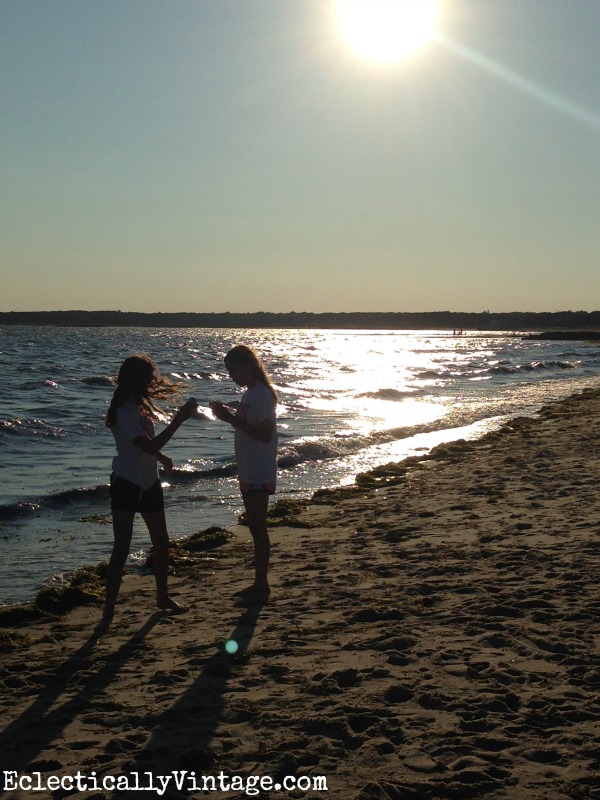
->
<box><xmin>157</xmin><ymin>596</ymin><xmax>188</xmax><ymax>613</ymax></box>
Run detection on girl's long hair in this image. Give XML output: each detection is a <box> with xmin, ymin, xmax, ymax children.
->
<box><xmin>224</xmin><ymin>345</ymin><xmax>277</xmax><ymax>402</ymax></box>
<box><xmin>106</xmin><ymin>354</ymin><xmax>183</xmax><ymax>427</ymax></box>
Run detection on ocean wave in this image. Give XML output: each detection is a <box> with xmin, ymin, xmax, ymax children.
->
<box><xmin>277</xmin><ymin>434</ymin><xmax>373</xmax><ymax>467</ymax></box>
<box><xmin>0</xmin><ymin>464</ymin><xmax>242</xmax><ymax>522</ymax></box>
<box><xmin>489</xmin><ymin>360</ymin><xmax>577</xmax><ymax>375</ymax></box>
<box><xmin>45</xmin><ymin>485</ymin><xmax>110</xmax><ymax>507</ymax></box>
<box><xmin>171</xmin><ymin>370</ymin><xmax>221</xmax><ymax>382</ymax></box>
<box><xmin>357</xmin><ymin>388</ymin><xmax>415</xmax><ymax>401</ymax></box>
<box><xmin>0</xmin><ymin>500</ymin><xmax>42</xmax><ymax>520</ymax></box>
<box><xmin>277</xmin><ymin>416</ymin><xmax>487</xmax><ymax>470</ymax></box>
<box><xmin>0</xmin><ymin>484</ymin><xmax>109</xmax><ymax>521</ymax></box>
<box><xmin>170</xmin><ymin>463</ymin><xmax>238</xmax><ymax>480</ymax></box>
<box><xmin>416</xmin><ymin>370</ymin><xmax>444</xmax><ymax>380</ymax></box>
<box><xmin>557</xmin><ymin>360</ymin><xmax>579</xmax><ymax>369</ymax></box>
<box><xmin>276</xmin><ymin>413</ymin><xmax>453</xmax><ymax>468</ymax></box>
<box><xmin>0</xmin><ymin>418</ymin><xmax>66</xmax><ymax>438</ymax></box>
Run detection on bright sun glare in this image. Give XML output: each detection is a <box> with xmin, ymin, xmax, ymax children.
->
<box><xmin>336</xmin><ymin>0</ymin><xmax>439</xmax><ymax>62</ymax></box>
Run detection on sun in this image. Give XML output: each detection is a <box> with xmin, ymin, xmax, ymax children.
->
<box><xmin>336</xmin><ymin>0</ymin><xmax>439</xmax><ymax>63</ymax></box>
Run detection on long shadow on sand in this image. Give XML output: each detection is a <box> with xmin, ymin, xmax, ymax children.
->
<box><xmin>115</xmin><ymin>602</ymin><xmax>265</xmax><ymax>795</ymax></box>
<box><xmin>0</xmin><ymin>613</ymin><xmax>163</xmax><ymax>775</ymax></box>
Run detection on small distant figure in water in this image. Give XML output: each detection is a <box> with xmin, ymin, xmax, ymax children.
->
<box><xmin>210</xmin><ymin>345</ymin><xmax>278</xmax><ymax>605</ymax></box>
<box><xmin>103</xmin><ymin>354</ymin><xmax>197</xmax><ymax>623</ymax></box>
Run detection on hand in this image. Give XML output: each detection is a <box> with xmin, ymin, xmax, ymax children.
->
<box><xmin>209</xmin><ymin>400</ymin><xmax>232</xmax><ymax>422</ymax></box>
<box><xmin>158</xmin><ymin>454</ymin><xmax>174</xmax><ymax>475</ymax></box>
<box><xmin>177</xmin><ymin>397</ymin><xmax>199</xmax><ymax>422</ymax></box>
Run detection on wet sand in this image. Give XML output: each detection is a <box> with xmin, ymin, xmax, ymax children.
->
<box><xmin>1</xmin><ymin>389</ymin><xmax>600</xmax><ymax>799</ymax></box>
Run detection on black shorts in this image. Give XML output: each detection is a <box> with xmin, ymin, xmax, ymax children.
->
<box><xmin>110</xmin><ymin>474</ymin><xmax>164</xmax><ymax>514</ymax></box>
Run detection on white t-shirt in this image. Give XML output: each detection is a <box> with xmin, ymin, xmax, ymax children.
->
<box><xmin>234</xmin><ymin>383</ymin><xmax>278</xmax><ymax>484</ymax></box>
<box><xmin>111</xmin><ymin>402</ymin><xmax>158</xmax><ymax>490</ymax></box>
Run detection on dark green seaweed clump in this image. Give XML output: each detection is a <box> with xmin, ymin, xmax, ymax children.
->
<box><xmin>0</xmin><ymin>603</ymin><xmax>43</xmax><ymax>627</ymax></box>
<box><xmin>266</xmin><ymin>498</ymin><xmax>312</xmax><ymax>527</ymax></box>
<box><xmin>176</xmin><ymin>526</ymin><xmax>234</xmax><ymax>553</ymax></box>
<box><xmin>33</xmin><ymin>563</ymin><xmax>107</xmax><ymax>615</ymax></box>
<box><xmin>144</xmin><ymin>526</ymin><xmax>235</xmax><ymax>569</ymax></box>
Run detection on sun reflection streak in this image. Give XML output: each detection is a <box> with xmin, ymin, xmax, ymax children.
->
<box><xmin>437</xmin><ymin>34</ymin><xmax>600</xmax><ymax>133</ymax></box>
<box><xmin>302</xmin><ymin>392</ymin><xmax>444</xmax><ymax>436</ymax></box>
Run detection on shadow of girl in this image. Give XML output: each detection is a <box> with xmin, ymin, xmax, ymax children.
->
<box><xmin>0</xmin><ymin>612</ymin><xmax>164</xmax><ymax>776</ymax></box>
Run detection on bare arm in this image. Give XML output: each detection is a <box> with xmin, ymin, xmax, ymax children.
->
<box><xmin>209</xmin><ymin>401</ymin><xmax>274</xmax><ymax>444</ymax></box>
<box><xmin>133</xmin><ymin>398</ymin><xmax>198</xmax><ymax>455</ymax></box>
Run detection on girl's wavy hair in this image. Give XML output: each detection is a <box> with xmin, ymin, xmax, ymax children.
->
<box><xmin>224</xmin><ymin>345</ymin><xmax>277</xmax><ymax>402</ymax></box>
<box><xmin>106</xmin><ymin>354</ymin><xmax>184</xmax><ymax>427</ymax></box>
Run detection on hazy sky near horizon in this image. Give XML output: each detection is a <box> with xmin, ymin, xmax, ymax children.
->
<box><xmin>2</xmin><ymin>0</ymin><xmax>600</xmax><ymax>314</ymax></box>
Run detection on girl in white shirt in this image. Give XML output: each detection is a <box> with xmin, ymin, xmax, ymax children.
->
<box><xmin>210</xmin><ymin>345</ymin><xmax>277</xmax><ymax>605</ymax></box>
<box><xmin>104</xmin><ymin>354</ymin><xmax>197</xmax><ymax>622</ymax></box>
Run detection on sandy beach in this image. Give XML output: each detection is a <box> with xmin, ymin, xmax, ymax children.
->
<box><xmin>1</xmin><ymin>388</ymin><xmax>600</xmax><ymax>799</ymax></box>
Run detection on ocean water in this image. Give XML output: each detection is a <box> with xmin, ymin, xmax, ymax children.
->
<box><xmin>1</xmin><ymin>325</ymin><xmax>599</xmax><ymax>606</ymax></box>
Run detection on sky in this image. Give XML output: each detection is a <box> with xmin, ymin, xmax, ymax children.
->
<box><xmin>2</xmin><ymin>0</ymin><xmax>600</xmax><ymax>314</ymax></box>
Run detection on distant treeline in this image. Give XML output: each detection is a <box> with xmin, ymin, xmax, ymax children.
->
<box><xmin>1</xmin><ymin>310</ymin><xmax>600</xmax><ymax>331</ymax></box>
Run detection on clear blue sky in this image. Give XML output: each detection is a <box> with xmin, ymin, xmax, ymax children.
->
<box><xmin>2</xmin><ymin>0</ymin><xmax>600</xmax><ymax>313</ymax></box>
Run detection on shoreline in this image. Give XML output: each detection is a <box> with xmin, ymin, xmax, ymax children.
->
<box><xmin>1</xmin><ymin>387</ymin><xmax>600</xmax><ymax>798</ymax></box>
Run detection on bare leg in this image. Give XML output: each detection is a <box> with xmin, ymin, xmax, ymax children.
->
<box><xmin>103</xmin><ymin>509</ymin><xmax>135</xmax><ymax>621</ymax></box>
<box><xmin>142</xmin><ymin>509</ymin><xmax>187</xmax><ymax>613</ymax></box>
<box><xmin>237</xmin><ymin>490</ymin><xmax>271</xmax><ymax>603</ymax></box>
